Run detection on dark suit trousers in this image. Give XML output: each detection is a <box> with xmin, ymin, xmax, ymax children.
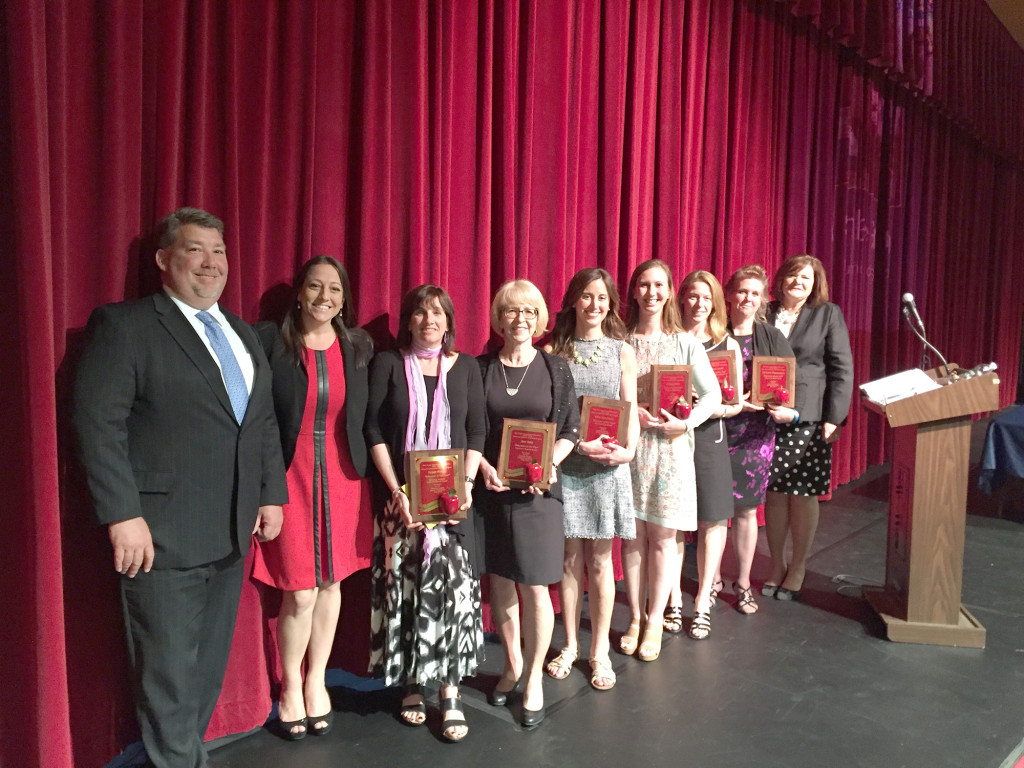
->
<box><xmin>120</xmin><ymin>555</ymin><xmax>244</xmax><ymax>768</ymax></box>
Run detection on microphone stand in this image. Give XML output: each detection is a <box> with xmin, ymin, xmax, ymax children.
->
<box><xmin>901</xmin><ymin>303</ymin><xmax>953</xmax><ymax>379</ymax></box>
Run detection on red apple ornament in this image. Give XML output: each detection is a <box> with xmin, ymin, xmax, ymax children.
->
<box><xmin>439</xmin><ymin>488</ymin><xmax>460</xmax><ymax>515</ymax></box>
<box><xmin>673</xmin><ymin>401</ymin><xmax>692</xmax><ymax>419</ymax></box>
<box><xmin>721</xmin><ymin>378</ymin><xmax>736</xmax><ymax>401</ymax></box>
<box><xmin>525</xmin><ymin>462</ymin><xmax>544</xmax><ymax>483</ymax></box>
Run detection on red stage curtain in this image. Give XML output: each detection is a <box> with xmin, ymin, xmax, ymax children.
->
<box><xmin>3</xmin><ymin>2</ymin><xmax>1023</xmax><ymax>767</ymax></box>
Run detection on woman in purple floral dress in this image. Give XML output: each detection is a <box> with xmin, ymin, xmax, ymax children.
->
<box><xmin>719</xmin><ymin>266</ymin><xmax>795</xmax><ymax>630</ymax></box>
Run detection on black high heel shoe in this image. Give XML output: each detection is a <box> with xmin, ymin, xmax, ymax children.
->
<box><xmin>276</xmin><ymin>716</ymin><xmax>308</xmax><ymax>741</ymax></box>
<box><xmin>488</xmin><ymin>676</ymin><xmax>520</xmax><ymax>707</ymax></box>
<box><xmin>308</xmin><ymin>709</ymin><xmax>333</xmax><ymax>736</ymax></box>
<box><xmin>521</xmin><ymin>705</ymin><xmax>545</xmax><ymax>729</ymax></box>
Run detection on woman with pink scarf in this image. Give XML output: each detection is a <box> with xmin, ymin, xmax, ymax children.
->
<box><xmin>365</xmin><ymin>284</ymin><xmax>486</xmax><ymax>743</ymax></box>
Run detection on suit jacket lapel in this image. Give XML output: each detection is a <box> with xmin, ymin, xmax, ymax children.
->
<box><xmin>152</xmin><ymin>292</ymin><xmax>236</xmax><ymax>419</ymax></box>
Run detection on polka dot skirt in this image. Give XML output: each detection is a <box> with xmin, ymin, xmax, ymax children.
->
<box><xmin>767</xmin><ymin>422</ymin><xmax>832</xmax><ymax>497</ymax></box>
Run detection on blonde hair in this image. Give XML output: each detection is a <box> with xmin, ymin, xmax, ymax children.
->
<box><xmin>679</xmin><ymin>270</ymin><xmax>728</xmax><ymax>344</ymax></box>
<box><xmin>490</xmin><ymin>279</ymin><xmax>550</xmax><ymax>338</ymax></box>
<box><xmin>724</xmin><ymin>266</ymin><xmax>770</xmax><ymax>323</ymax></box>
<box><xmin>725</xmin><ymin>264</ymin><xmax>770</xmax><ymax>324</ymax></box>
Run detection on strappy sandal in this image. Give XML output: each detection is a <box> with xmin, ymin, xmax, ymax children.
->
<box><xmin>619</xmin><ymin>618</ymin><xmax>641</xmax><ymax>655</ymax></box>
<box><xmin>589</xmin><ymin>656</ymin><xmax>616</xmax><ymax>691</ymax></box>
<box><xmin>440</xmin><ymin>691</ymin><xmax>468</xmax><ymax>742</ymax></box>
<box><xmin>638</xmin><ymin>623</ymin><xmax>663</xmax><ymax>662</ymax></box>
<box><xmin>689</xmin><ymin>610</ymin><xmax>711</xmax><ymax>640</ymax></box>
<box><xmin>663</xmin><ymin>605</ymin><xmax>684</xmax><ymax>634</ymax></box>
<box><xmin>545</xmin><ymin>646</ymin><xmax>578</xmax><ymax>680</ymax></box>
<box><xmin>709</xmin><ymin>579</ymin><xmax>724</xmax><ymax>609</ymax></box>
<box><xmin>734</xmin><ymin>582</ymin><xmax>759</xmax><ymax>615</ymax></box>
<box><xmin>399</xmin><ymin>683</ymin><xmax>426</xmax><ymax>727</ymax></box>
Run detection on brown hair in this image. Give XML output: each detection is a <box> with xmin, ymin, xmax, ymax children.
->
<box><xmin>396</xmin><ymin>284</ymin><xmax>456</xmax><ymax>355</ymax></box>
<box><xmin>771</xmin><ymin>254</ymin><xmax>829</xmax><ymax>308</ymax></box>
<box><xmin>679</xmin><ymin>270</ymin><xmax>727</xmax><ymax>344</ymax></box>
<box><xmin>624</xmin><ymin>259</ymin><xmax>684</xmax><ymax>334</ymax></box>
<box><xmin>281</xmin><ymin>255</ymin><xmax>372</xmax><ymax>368</ymax></box>
<box><xmin>155</xmin><ymin>207</ymin><xmax>225</xmax><ymax>248</ymax></box>
<box><xmin>549</xmin><ymin>268</ymin><xmax>627</xmax><ymax>359</ymax></box>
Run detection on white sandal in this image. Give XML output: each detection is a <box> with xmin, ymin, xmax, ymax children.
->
<box><xmin>545</xmin><ymin>646</ymin><xmax>578</xmax><ymax>680</ymax></box>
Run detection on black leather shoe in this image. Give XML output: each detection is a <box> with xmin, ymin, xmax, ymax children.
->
<box><xmin>521</xmin><ymin>706</ymin><xmax>545</xmax><ymax>728</ymax></box>
<box><xmin>489</xmin><ymin>677</ymin><xmax>520</xmax><ymax>706</ymax></box>
<box><xmin>489</xmin><ymin>686</ymin><xmax>510</xmax><ymax>706</ymax></box>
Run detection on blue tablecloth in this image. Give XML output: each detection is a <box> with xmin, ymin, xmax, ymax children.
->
<box><xmin>979</xmin><ymin>405</ymin><xmax>1024</xmax><ymax>493</ymax></box>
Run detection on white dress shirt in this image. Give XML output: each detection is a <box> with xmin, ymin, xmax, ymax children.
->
<box><xmin>166</xmin><ymin>291</ymin><xmax>255</xmax><ymax>394</ymax></box>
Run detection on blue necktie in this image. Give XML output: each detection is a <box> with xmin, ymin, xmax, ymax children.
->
<box><xmin>197</xmin><ymin>310</ymin><xmax>249</xmax><ymax>424</ymax></box>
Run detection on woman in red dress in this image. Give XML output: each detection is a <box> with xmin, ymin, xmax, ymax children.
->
<box><xmin>253</xmin><ymin>255</ymin><xmax>374</xmax><ymax>740</ymax></box>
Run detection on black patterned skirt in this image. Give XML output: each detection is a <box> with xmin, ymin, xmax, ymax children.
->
<box><xmin>368</xmin><ymin>511</ymin><xmax>484</xmax><ymax>687</ymax></box>
<box><xmin>767</xmin><ymin>421</ymin><xmax>832</xmax><ymax>497</ymax></box>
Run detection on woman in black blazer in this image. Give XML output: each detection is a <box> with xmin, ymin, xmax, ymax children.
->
<box><xmin>763</xmin><ymin>255</ymin><xmax>854</xmax><ymax>601</ymax></box>
<box><xmin>253</xmin><ymin>255</ymin><xmax>374</xmax><ymax>740</ymax></box>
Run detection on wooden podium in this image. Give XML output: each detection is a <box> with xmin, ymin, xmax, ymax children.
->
<box><xmin>861</xmin><ymin>370</ymin><xmax>999</xmax><ymax>648</ymax></box>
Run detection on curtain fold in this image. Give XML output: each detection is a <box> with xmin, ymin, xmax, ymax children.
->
<box><xmin>3</xmin><ymin>1</ymin><xmax>1024</xmax><ymax>766</ymax></box>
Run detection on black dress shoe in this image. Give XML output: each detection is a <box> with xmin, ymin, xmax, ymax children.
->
<box><xmin>489</xmin><ymin>676</ymin><xmax>521</xmax><ymax>706</ymax></box>
<box><xmin>488</xmin><ymin>686</ymin><xmax>510</xmax><ymax>706</ymax></box>
<box><xmin>521</xmin><ymin>706</ymin><xmax>545</xmax><ymax>728</ymax></box>
<box><xmin>775</xmin><ymin>586</ymin><xmax>801</xmax><ymax>601</ymax></box>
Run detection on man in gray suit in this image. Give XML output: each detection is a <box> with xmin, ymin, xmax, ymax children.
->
<box><xmin>74</xmin><ymin>207</ymin><xmax>288</xmax><ymax>768</ymax></box>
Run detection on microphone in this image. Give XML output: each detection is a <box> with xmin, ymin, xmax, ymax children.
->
<box><xmin>900</xmin><ymin>291</ymin><xmax>952</xmax><ymax>378</ymax></box>
<box><xmin>901</xmin><ymin>293</ymin><xmax>925</xmax><ymax>333</ymax></box>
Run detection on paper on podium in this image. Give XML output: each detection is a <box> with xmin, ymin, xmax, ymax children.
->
<box><xmin>859</xmin><ymin>368</ymin><xmax>942</xmax><ymax>406</ymax></box>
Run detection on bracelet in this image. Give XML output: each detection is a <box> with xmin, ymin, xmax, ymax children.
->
<box><xmin>390</xmin><ymin>486</ymin><xmax>405</xmax><ymax>498</ymax></box>
<box><xmin>792</xmin><ymin>410</ymin><xmax>800</xmax><ymax>424</ymax></box>
<box><xmin>465</xmin><ymin>475</ymin><xmax>475</xmax><ymax>487</ymax></box>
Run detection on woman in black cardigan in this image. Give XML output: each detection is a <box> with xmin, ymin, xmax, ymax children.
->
<box><xmin>253</xmin><ymin>255</ymin><xmax>374</xmax><ymax>740</ymax></box>
<box><xmin>476</xmin><ymin>279</ymin><xmax>579</xmax><ymax>728</ymax></box>
<box><xmin>364</xmin><ymin>284</ymin><xmax>486</xmax><ymax>742</ymax></box>
<box><xmin>763</xmin><ymin>255</ymin><xmax>854</xmax><ymax>601</ymax></box>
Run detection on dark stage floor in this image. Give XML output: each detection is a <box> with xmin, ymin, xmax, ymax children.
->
<box><xmin>209</xmin><ymin>421</ymin><xmax>1024</xmax><ymax>768</ymax></box>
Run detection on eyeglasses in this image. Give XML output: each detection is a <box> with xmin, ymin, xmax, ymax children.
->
<box><xmin>502</xmin><ymin>307</ymin><xmax>538</xmax><ymax>320</ymax></box>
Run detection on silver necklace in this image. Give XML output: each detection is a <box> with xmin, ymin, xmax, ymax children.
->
<box><xmin>500</xmin><ymin>356</ymin><xmax>533</xmax><ymax>396</ymax></box>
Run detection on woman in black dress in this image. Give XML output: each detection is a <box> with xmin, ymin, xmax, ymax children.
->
<box><xmin>764</xmin><ymin>256</ymin><xmax>853</xmax><ymax>600</ymax></box>
<box><xmin>365</xmin><ymin>285</ymin><xmax>486</xmax><ymax>742</ymax></box>
<box><xmin>677</xmin><ymin>270</ymin><xmax>744</xmax><ymax>637</ymax></box>
<box><xmin>476</xmin><ymin>279</ymin><xmax>579</xmax><ymax>728</ymax></box>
